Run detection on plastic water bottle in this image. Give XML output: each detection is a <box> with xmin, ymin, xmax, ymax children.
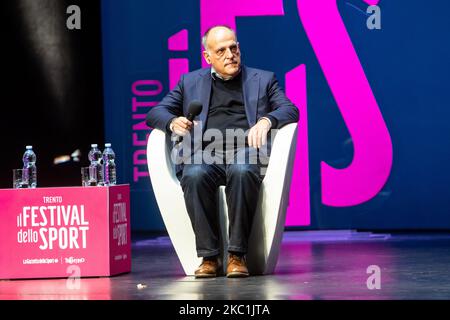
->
<box><xmin>22</xmin><ymin>145</ymin><xmax>37</xmax><ymax>188</ymax></box>
<box><xmin>102</xmin><ymin>143</ymin><xmax>116</xmax><ymax>186</ymax></box>
<box><xmin>88</xmin><ymin>144</ymin><xmax>104</xmax><ymax>186</ymax></box>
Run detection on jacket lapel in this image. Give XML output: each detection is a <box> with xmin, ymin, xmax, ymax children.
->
<box><xmin>242</xmin><ymin>66</ymin><xmax>259</xmax><ymax>127</ymax></box>
<box><xmin>197</xmin><ymin>68</ymin><xmax>212</xmax><ymax>132</ymax></box>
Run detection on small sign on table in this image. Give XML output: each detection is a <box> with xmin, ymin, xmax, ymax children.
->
<box><xmin>0</xmin><ymin>185</ymin><xmax>131</xmax><ymax>280</ymax></box>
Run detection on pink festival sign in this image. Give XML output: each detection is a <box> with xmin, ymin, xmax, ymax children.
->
<box><xmin>137</xmin><ymin>0</ymin><xmax>392</xmax><ymax>226</ymax></box>
<box><xmin>0</xmin><ymin>185</ymin><xmax>131</xmax><ymax>280</ymax></box>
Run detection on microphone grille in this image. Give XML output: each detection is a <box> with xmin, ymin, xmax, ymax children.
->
<box><xmin>188</xmin><ymin>100</ymin><xmax>203</xmax><ymax>116</ymax></box>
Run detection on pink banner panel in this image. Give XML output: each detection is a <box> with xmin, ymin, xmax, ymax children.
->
<box><xmin>0</xmin><ymin>185</ymin><xmax>131</xmax><ymax>280</ymax></box>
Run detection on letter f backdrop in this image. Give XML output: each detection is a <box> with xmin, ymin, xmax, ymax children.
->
<box><xmin>102</xmin><ymin>0</ymin><xmax>450</xmax><ymax>231</ymax></box>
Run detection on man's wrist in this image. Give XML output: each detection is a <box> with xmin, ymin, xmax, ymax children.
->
<box><xmin>258</xmin><ymin>117</ymin><xmax>272</xmax><ymax>128</ymax></box>
<box><xmin>166</xmin><ymin>117</ymin><xmax>177</xmax><ymax>133</ymax></box>
<box><xmin>169</xmin><ymin>117</ymin><xmax>176</xmax><ymax>132</ymax></box>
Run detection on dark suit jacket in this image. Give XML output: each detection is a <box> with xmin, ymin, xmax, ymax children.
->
<box><xmin>146</xmin><ymin>65</ymin><xmax>299</xmax><ymax>175</ymax></box>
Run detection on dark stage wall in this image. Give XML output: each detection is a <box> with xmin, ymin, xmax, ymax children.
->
<box><xmin>0</xmin><ymin>0</ymin><xmax>104</xmax><ymax>188</ymax></box>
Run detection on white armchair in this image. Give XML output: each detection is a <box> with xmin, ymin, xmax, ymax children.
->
<box><xmin>147</xmin><ymin>123</ymin><xmax>298</xmax><ymax>275</ymax></box>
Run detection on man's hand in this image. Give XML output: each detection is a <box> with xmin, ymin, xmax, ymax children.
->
<box><xmin>170</xmin><ymin>117</ymin><xmax>194</xmax><ymax>136</ymax></box>
<box><xmin>248</xmin><ymin>118</ymin><xmax>271</xmax><ymax>149</ymax></box>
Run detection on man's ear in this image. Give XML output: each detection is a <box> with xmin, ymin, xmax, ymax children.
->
<box><xmin>202</xmin><ymin>50</ymin><xmax>211</xmax><ymax>65</ymax></box>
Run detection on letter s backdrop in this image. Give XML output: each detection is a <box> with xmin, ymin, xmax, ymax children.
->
<box><xmin>101</xmin><ymin>0</ymin><xmax>450</xmax><ymax>231</ymax></box>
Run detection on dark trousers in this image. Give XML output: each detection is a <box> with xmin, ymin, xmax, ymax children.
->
<box><xmin>179</xmin><ymin>147</ymin><xmax>266</xmax><ymax>257</ymax></box>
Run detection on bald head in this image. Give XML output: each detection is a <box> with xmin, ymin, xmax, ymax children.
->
<box><xmin>202</xmin><ymin>25</ymin><xmax>241</xmax><ymax>79</ymax></box>
<box><xmin>202</xmin><ymin>26</ymin><xmax>236</xmax><ymax>51</ymax></box>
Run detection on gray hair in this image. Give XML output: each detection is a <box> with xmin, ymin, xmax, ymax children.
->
<box><xmin>202</xmin><ymin>25</ymin><xmax>236</xmax><ymax>51</ymax></box>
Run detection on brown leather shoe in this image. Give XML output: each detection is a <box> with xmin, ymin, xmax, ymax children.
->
<box><xmin>226</xmin><ymin>253</ymin><xmax>249</xmax><ymax>278</ymax></box>
<box><xmin>195</xmin><ymin>257</ymin><xmax>220</xmax><ymax>278</ymax></box>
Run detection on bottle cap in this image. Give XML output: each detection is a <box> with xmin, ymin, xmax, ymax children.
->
<box><xmin>26</xmin><ymin>146</ymin><xmax>33</xmax><ymax>150</ymax></box>
<box><xmin>91</xmin><ymin>144</ymin><xmax>98</xmax><ymax>148</ymax></box>
<box><xmin>105</xmin><ymin>143</ymin><xmax>112</xmax><ymax>148</ymax></box>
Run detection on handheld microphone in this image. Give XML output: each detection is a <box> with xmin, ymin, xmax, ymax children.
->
<box><xmin>174</xmin><ymin>100</ymin><xmax>203</xmax><ymax>144</ymax></box>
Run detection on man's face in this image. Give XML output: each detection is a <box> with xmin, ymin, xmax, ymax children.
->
<box><xmin>203</xmin><ymin>27</ymin><xmax>241</xmax><ymax>78</ymax></box>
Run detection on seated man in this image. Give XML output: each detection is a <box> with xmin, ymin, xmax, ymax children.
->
<box><xmin>146</xmin><ymin>25</ymin><xmax>299</xmax><ymax>278</ymax></box>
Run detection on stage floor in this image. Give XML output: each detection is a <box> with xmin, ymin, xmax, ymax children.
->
<box><xmin>1</xmin><ymin>230</ymin><xmax>450</xmax><ymax>300</ymax></box>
